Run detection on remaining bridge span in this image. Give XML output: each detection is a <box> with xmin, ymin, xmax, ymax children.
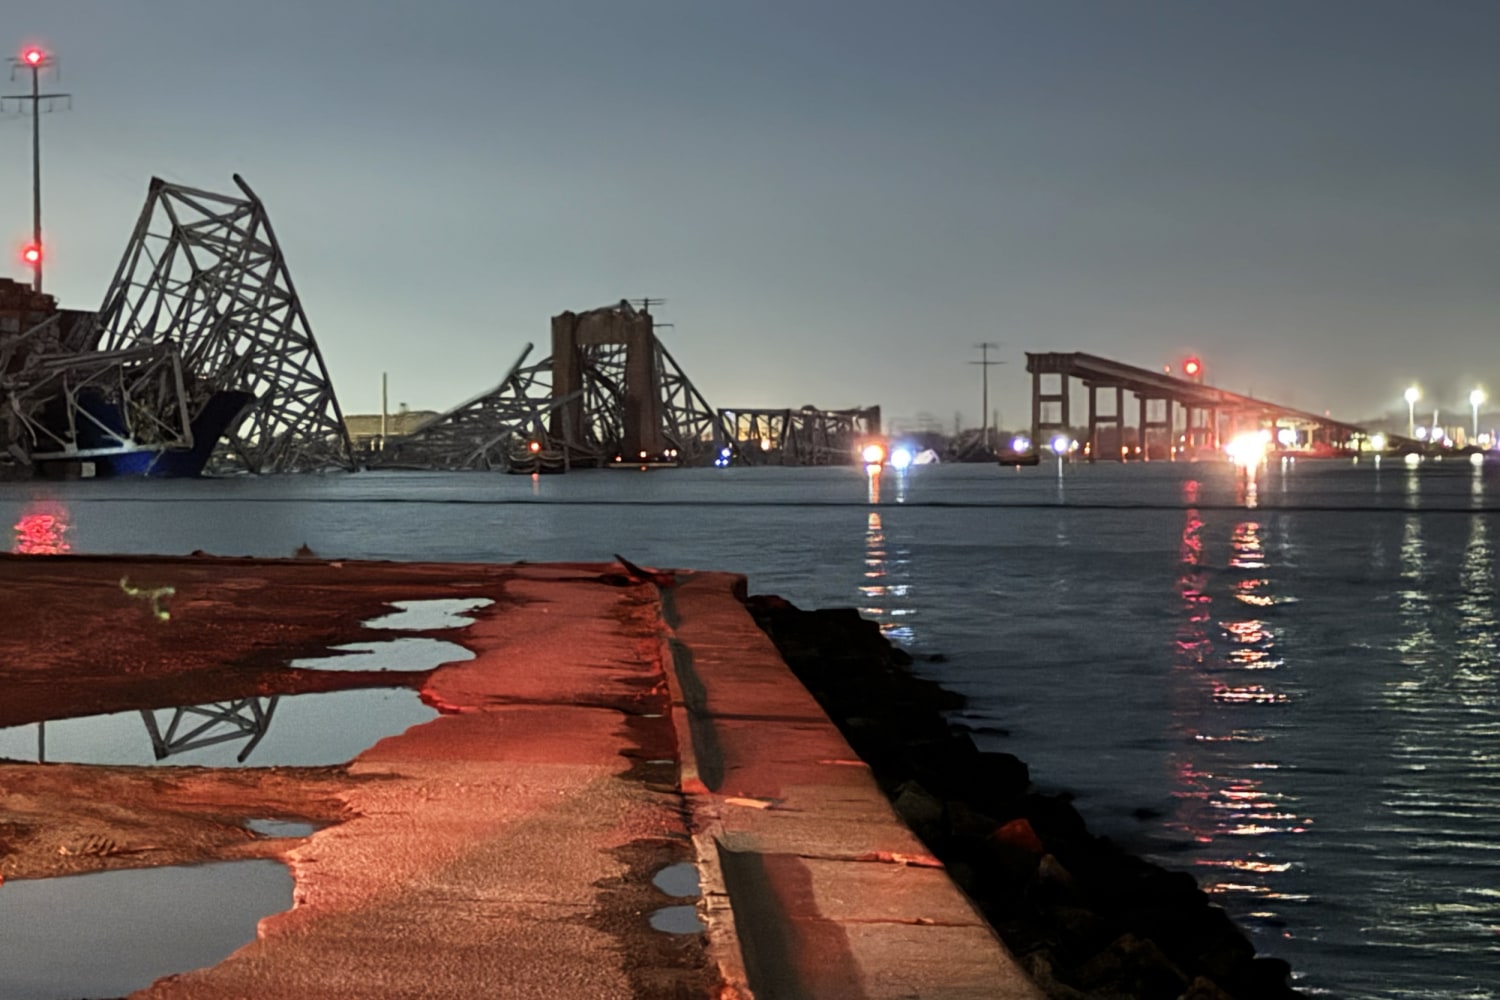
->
<box><xmin>1027</xmin><ymin>352</ymin><xmax>1371</xmax><ymax>460</ymax></box>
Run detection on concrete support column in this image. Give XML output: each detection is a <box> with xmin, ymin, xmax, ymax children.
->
<box><xmin>1087</xmin><ymin>384</ymin><xmax>1099</xmax><ymax>463</ymax></box>
<box><xmin>1165</xmin><ymin>399</ymin><xmax>1175</xmax><ymax>461</ymax></box>
<box><xmin>1115</xmin><ymin>386</ymin><xmax>1126</xmax><ymax>461</ymax></box>
<box><xmin>1138</xmin><ymin>395</ymin><xmax>1149</xmax><ymax>460</ymax></box>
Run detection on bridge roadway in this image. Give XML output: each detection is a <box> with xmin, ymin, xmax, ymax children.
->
<box><xmin>1028</xmin><ymin>351</ymin><xmax>1372</xmax><ymax>459</ymax></box>
<box><xmin>0</xmin><ymin>553</ymin><xmax>1041</xmax><ymax>1000</ymax></box>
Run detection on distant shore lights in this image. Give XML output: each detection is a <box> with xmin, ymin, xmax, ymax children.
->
<box><xmin>1405</xmin><ymin>386</ymin><xmax>1420</xmax><ymax>439</ymax></box>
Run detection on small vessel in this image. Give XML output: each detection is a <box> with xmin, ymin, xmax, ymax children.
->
<box><xmin>506</xmin><ymin>440</ymin><xmax>568</xmax><ymax>474</ymax></box>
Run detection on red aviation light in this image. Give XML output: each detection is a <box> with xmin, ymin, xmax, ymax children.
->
<box><xmin>22</xmin><ymin>243</ymin><xmax>41</xmax><ymax>265</ymax></box>
<box><xmin>22</xmin><ymin>48</ymin><xmax>44</xmax><ymax>66</ymax></box>
<box><xmin>1183</xmin><ymin>358</ymin><xmax>1201</xmax><ymax>377</ymax></box>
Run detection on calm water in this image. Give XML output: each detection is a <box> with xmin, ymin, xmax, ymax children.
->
<box><xmin>4</xmin><ymin>458</ymin><xmax>1499</xmax><ymax>999</ymax></box>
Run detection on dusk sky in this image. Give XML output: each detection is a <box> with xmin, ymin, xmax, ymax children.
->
<box><xmin>6</xmin><ymin>1</ymin><xmax>1500</xmax><ymax>430</ymax></box>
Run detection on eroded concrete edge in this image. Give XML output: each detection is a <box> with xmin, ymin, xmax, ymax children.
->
<box><xmin>659</xmin><ymin>571</ymin><xmax>1045</xmax><ymax>1000</ymax></box>
<box><xmin>657</xmin><ymin>576</ymin><xmax>753</xmax><ymax>1000</ymax></box>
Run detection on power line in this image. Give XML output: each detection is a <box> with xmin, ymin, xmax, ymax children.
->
<box><xmin>968</xmin><ymin>342</ymin><xmax>1005</xmax><ymax>450</ymax></box>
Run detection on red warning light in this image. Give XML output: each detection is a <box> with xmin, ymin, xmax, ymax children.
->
<box><xmin>22</xmin><ymin>48</ymin><xmax>44</xmax><ymax>66</ymax></box>
<box><xmin>21</xmin><ymin>244</ymin><xmax>41</xmax><ymax>265</ymax></box>
<box><xmin>1183</xmin><ymin>357</ymin><xmax>1201</xmax><ymax>377</ymax></box>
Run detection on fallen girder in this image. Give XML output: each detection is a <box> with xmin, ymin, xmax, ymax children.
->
<box><xmin>369</xmin><ymin>344</ymin><xmax>580</xmax><ymax>470</ymax></box>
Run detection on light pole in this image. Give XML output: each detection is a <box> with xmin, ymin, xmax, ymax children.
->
<box><xmin>4</xmin><ymin>46</ymin><xmax>70</xmax><ymax>294</ymax></box>
<box><xmin>1405</xmin><ymin>386</ymin><xmax>1420</xmax><ymax>439</ymax></box>
<box><xmin>1470</xmin><ymin>389</ymin><xmax>1485</xmax><ymax>442</ymax></box>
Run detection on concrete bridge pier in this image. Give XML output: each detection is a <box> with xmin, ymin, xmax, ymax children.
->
<box><xmin>1086</xmin><ymin>383</ymin><xmax>1126</xmax><ymax>462</ymax></box>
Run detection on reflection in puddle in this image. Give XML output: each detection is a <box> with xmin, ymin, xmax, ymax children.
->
<box><xmin>652</xmin><ymin>862</ymin><xmax>701</xmax><ymax>898</ymax></box>
<box><xmin>363</xmin><ymin>598</ymin><xmax>494</xmax><ymax>630</ymax></box>
<box><xmin>0</xmin><ymin>860</ymin><xmax>292</xmax><ymax>1000</ymax></box>
<box><xmin>648</xmin><ymin>904</ymin><xmax>705</xmax><ymax>934</ymax></box>
<box><xmin>290</xmin><ymin>638</ymin><xmax>474</xmax><ymax>672</ymax></box>
<box><xmin>246</xmin><ymin>819</ymin><xmax>318</xmax><ymax>838</ymax></box>
<box><xmin>0</xmin><ymin>689</ymin><xmax>438</xmax><ymax>767</ymax></box>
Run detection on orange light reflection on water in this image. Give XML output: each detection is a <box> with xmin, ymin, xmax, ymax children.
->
<box><xmin>1167</xmin><ymin>491</ymin><xmax>1308</xmax><ymax>901</ymax></box>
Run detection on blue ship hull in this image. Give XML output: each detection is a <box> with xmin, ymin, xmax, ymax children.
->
<box><xmin>39</xmin><ymin>390</ymin><xmax>256</xmax><ymax>478</ymax></box>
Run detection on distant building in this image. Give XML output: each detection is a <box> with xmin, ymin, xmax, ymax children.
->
<box><xmin>344</xmin><ymin>409</ymin><xmax>440</xmax><ymax>452</ymax></box>
<box><xmin>0</xmin><ymin>277</ymin><xmax>55</xmax><ymax>339</ymax></box>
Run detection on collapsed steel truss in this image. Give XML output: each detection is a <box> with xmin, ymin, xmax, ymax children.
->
<box><xmin>373</xmin><ymin>344</ymin><xmax>576</xmax><ymax>470</ymax></box>
<box><xmin>1</xmin><ymin>310</ymin><xmax>197</xmax><ymax>469</ymax></box>
<box><xmin>94</xmin><ymin>175</ymin><xmax>352</xmax><ymax>472</ymax></box>
<box><xmin>719</xmin><ymin>405</ymin><xmax>882</xmax><ymax>465</ymax></box>
<box><xmin>376</xmin><ymin>303</ymin><xmax>728</xmax><ymax>471</ymax></box>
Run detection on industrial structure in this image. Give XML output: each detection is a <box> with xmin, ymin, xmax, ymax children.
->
<box><xmin>1</xmin><ymin>175</ymin><xmax>353</xmax><ymax>477</ymax></box>
<box><xmin>1027</xmin><ymin>351</ymin><xmax>1376</xmax><ymax>460</ymax></box>
<box><xmin>94</xmin><ymin>175</ymin><xmax>353</xmax><ymax>472</ymax></box>
<box><xmin>372</xmin><ymin>300</ymin><xmax>881</xmax><ymax>471</ymax></box>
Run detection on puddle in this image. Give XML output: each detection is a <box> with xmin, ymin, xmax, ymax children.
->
<box><xmin>246</xmin><ymin>819</ymin><xmax>318</xmax><ymax>838</ymax></box>
<box><xmin>648</xmin><ymin>904</ymin><xmax>706</xmax><ymax>934</ymax></box>
<box><xmin>363</xmin><ymin>598</ymin><xmax>494</xmax><ymax>631</ymax></box>
<box><xmin>0</xmin><ymin>860</ymin><xmax>292</xmax><ymax>1000</ymax></box>
<box><xmin>652</xmin><ymin>862</ymin><xmax>701</xmax><ymax>898</ymax></box>
<box><xmin>290</xmin><ymin>638</ymin><xmax>474</xmax><ymax>672</ymax></box>
<box><xmin>0</xmin><ymin>689</ymin><xmax>439</xmax><ymax>767</ymax></box>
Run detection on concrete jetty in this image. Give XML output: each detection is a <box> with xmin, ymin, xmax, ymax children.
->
<box><xmin>0</xmin><ymin>554</ymin><xmax>1041</xmax><ymax>999</ymax></box>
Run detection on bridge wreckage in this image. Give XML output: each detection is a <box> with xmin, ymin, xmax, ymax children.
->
<box><xmin>1</xmin><ymin>175</ymin><xmax>352</xmax><ymax>478</ymax></box>
<box><xmin>372</xmin><ymin>300</ymin><xmax>882</xmax><ymax>472</ymax></box>
<box><xmin>1</xmin><ymin>176</ymin><xmax>876</xmax><ymax>477</ymax></box>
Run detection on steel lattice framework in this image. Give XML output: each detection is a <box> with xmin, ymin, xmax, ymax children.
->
<box><xmin>719</xmin><ymin>406</ymin><xmax>882</xmax><ymax>465</ymax></box>
<box><xmin>377</xmin><ymin>303</ymin><xmax>728</xmax><ymax>471</ymax></box>
<box><xmin>373</xmin><ymin>344</ymin><xmax>579</xmax><ymax>470</ymax></box>
<box><xmin>655</xmin><ymin>337</ymin><xmax>724</xmax><ymax>462</ymax></box>
<box><xmin>94</xmin><ymin>175</ymin><xmax>352</xmax><ymax>472</ymax></box>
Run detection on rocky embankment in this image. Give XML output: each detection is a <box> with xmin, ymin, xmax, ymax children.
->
<box><xmin>746</xmin><ymin>596</ymin><xmax>1305</xmax><ymax>1000</ymax></box>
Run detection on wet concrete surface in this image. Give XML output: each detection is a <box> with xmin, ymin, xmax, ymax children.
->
<box><xmin>0</xmin><ymin>553</ymin><xmax>1039</xmax><ymax>999</ymax></box>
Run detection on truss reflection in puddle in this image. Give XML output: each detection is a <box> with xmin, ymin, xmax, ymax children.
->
<box><xmin>1</xmin><ymin>688</ymin><xmax>437</xmax><ymax>768</ymax></box>
<box><xmin>140</xmin><ymin>698</ymin><xmax>280</xmax><ymax>764</ymax></box>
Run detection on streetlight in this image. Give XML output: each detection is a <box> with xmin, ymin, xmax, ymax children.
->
<box><xmin>1470</xmin><ymin>389</ymin><xmax>1485</xmax><ymax>442</ymax></box>
<box><xmin>4</xmin><ymin>45</ymin><xmax>70</xmax><ymax>294</ymax></box>
<box><xmin>1404</xmin><ymin>386</ymin><xmax>1420</xmax><ymax>439</ymax></box>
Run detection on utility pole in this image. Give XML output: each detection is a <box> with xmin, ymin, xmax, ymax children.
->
<box><xmin>968</xmin><ymin>342</ymin><xmax>1005</xmax><ymax>451</ymax></box>
<box><xmin>4</xmin><ymin>45</ymin><xmax>71</xmax><ymax>294</ymax></box>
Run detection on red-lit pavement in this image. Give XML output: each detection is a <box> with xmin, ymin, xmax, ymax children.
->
<box><xmin>1</xmin><ymin>556</ymin><xmax>1038</xmax><ymax>998</ymax></box>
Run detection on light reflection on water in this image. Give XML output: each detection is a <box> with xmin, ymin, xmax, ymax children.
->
<box><xmin>858</xmin><ymin>510</ymin><xmax>916</xmax><ymax>644</ymax></box>
<box><xmin>3</xmin><ymin>461</ymin><xmax>1500</xmax><ymax>998</ymax></box>
<box><xmin>11</xmin><ymin>501</ymin><xmax>70</xmax><ymax>554</ymax></box>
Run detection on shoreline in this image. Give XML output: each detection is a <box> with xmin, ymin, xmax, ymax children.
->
<box><xmin>745</xmin><ymin>594</ymin><xmax>1306</xmax><ymax>1000</ymax></box>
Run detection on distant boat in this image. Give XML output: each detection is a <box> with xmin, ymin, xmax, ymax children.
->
<box><xmin>996</xmin><ymin>448</ymin><xmax>1040</xmax><ymax>467</ymax></box>
<box><xmin>506</xmin><ymin>443</ymin><xmax>567</xmax><ymax>474</ymax></box>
